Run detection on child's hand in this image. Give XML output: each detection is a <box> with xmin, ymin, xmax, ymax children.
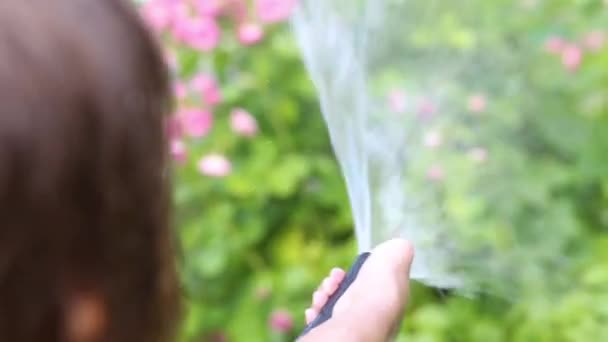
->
<box><xmin>300</xmin><ymin>239</ymin><xmax>414</xmax><ymax>341</ymax></box>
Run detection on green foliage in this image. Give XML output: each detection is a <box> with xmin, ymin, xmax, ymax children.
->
<box><xmin>169</xmin><ymin>24</ymin><xmax>357</xmax><ymax>341</ymax></box>
<box><xmin>144</xmin><ymin>1</ymin><xmax>608</xmax><ymax>340</ymax></box>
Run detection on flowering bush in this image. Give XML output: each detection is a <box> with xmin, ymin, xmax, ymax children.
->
<box><xmin>137</xmin><ymin>0</ymin><xmax>608</xmax><ymax>341</ymax></box>
<box><xmin>138</xmin><ymin>1</ymin><xmax>337</xmax><ymax>340</ymax></box>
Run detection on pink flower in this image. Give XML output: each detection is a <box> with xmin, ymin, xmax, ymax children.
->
<box><xmin>165</xmin><ymin>115</ymin><xmax>183</xmax><ymax>140</ymax></box>
<box><xmin>544</xmin><ymin>36</ymin><xmax>565</xmax><ymax>54</ymax></box>
<box><xmin>140</xmin><ymin>0</ymin><xmax>172</xmax><ymax>32</ymax></box>
<box><xmin>561</xmin><ymin>44</ymin><xmax>583</xmax><ymax>72</ymax></box>
<box><xmin>467</xmin><ymin>94</ymin><xmax>487</xmax><ymax>113</ymax></box>
<box><xmin>181</xmin><ymin>109</ymin><xmax>213</xmax><ymax>138</ymax></box>
<box><xmin>388</xmin><ymin>89</ymin><xmax>406</xmax><ymax>113</ymax></box>
<box><xmin>171</xmin><ymin>1</ymin><xmax>191</xmax><ymax>19</ymax></box>
<box><xmin>427</xmin><ymin>165</ymin><xmax>444</xmax><ymax>182</ymax></box>
<box><xmin>191</xmin><ymin>74</ymin><xmax>222</xmax><ymax>106</ymax></box>
<box><xmin>170</xmin><ymin>140</ymin><xmax>187</xmax><ymax>164</ymax></box>
<box><xmin>173</xmin><ymin>15</ymin><xmax>221</xmax><ymax>51</ymax></box>
<box><xmin>223</xmin><ymin>0</ymin><xmax>248</xmax><ymax>22</ymax></box>
<box><xmin>238</xmin><ymin>23</ymin><xmax>265</xmax><ymax>45</ymax></box>
<box><xmin>173</xmin><ymin>82</ymin><xmax>188</xmax><ymax>100</ymax></box>
<box><xmin>468</xmin><ymin>147</ymin><xmax>488</xmax><ymax>163</ymax></box>
<box><xmin>230</xmin><ymin>108</ymin><xmax>258</xmax><ymax>137</ymax></box>
<box><xmin>269</xmin><ymin>309</ymin><xmax>293</xmax><ymax>333</ymax></box>
<box><xmin>194</xmin><ymin>0</ymin><xmax>224</xmax><ymax>17</ymax></box>
<box><xmin>583</xmin><ymin>30</ymin><xmax>605</xmax><ymax>52</ymax></box>
<box><xmin>423</xmin><ymin>130</ymin><xmax>442</xmax><ymax>148</ymax></box>
<box><xmin>256</xmin><ymin>0</ymin><xmax>298</xmax><ymax>24</ymax></box>
<box><xmin>417</xmin><ymin>98</ymin><xmax>436</xmax><ymax>120</ymax></box>
<box><xmin>198</xmin><ymin>154</ymin><xmax>232</xmax><ymax>177</ymax></box>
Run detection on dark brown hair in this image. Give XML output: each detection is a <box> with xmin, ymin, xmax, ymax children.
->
<box><xmin>0</xmin><ymin>0</ymin><xmax>179</xmax><ymax>341</ymax></box>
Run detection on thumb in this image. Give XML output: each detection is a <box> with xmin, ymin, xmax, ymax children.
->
<box><xmin>370</xmin><ymin>238</ymin><xmax>415</xmax><ymax>277</ymax></box>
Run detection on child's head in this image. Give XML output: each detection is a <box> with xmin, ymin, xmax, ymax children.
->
<box><xmin>0</xmin><ymin>0</ymin><xmax>179</xmax><ymax>341</ymax></box>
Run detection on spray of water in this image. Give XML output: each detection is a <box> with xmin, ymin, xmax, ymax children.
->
<box><xmin>291</xmin><ymin>0</ymin><xmax>555</xmax><ymax>291</ymax></box>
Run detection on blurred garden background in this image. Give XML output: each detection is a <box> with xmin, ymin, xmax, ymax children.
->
<box><xmin>137</xmin><ymin>0</ymin><xmax>608</xmax><ymax>341</ymax></box>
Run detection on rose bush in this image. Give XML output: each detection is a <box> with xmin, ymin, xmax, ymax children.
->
<box><xmin>136</xmin><ymin>0</ymin><xmax>608</xmax><ymax>341</ymax></box>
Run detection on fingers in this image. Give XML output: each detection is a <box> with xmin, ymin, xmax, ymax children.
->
<box><xmin>305</xmin><ymin>308</ymin><xmax>316</xmax><ymax>324</ymax></box>
<box><xmin>312</xmin><ymin>290</ymin><xmax>328</xmax><ymax>309</ymax></box>
<box><xmin>305</xmin><ymin>267</ymin><xmax>347</xmax><ymax>324</ymax></box>
<box><xmin>323</xmin><ymin>268</ymin><xmax>345</xmax><ymax>294</ymax></box>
